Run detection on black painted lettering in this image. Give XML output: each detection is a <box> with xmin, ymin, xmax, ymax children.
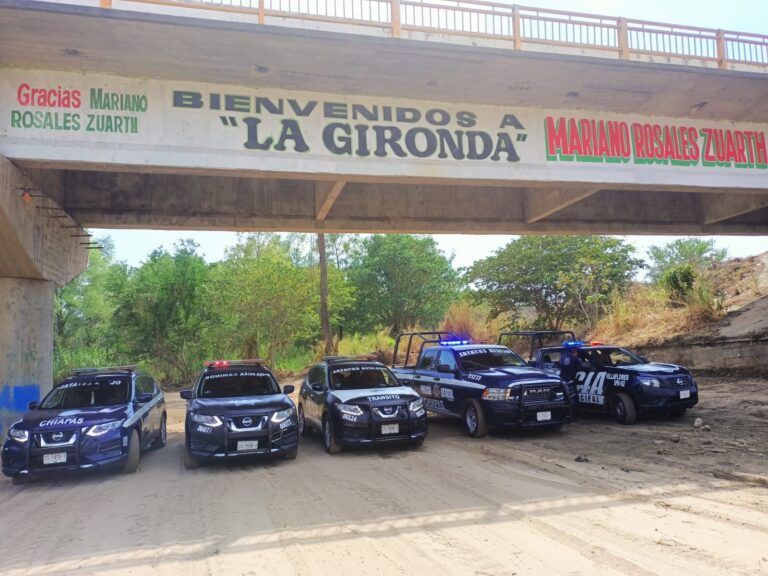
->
<box><xmin>323</xmin><ymin>122</ymin><xmax>353</xmax><ymax>155</ymax></box>
<box><xmin>373</xmin><ymin>126</ymin><xmax>406</xmax><ymax>157</ymax></box>
<box><xmin>173</xmin><ymin>90</ymin><xmax>203</xmax><ymax>109</ymax></box>
<box><xmin>273</xmin><ymin>119</ymin><xmax>309</xmax><ymax>152</ymax></box>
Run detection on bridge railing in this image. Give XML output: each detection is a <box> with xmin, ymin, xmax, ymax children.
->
<box><xmin>118</xmin><ymin>0</ymin><xmax>768</xmax><ymax>69</ymax></box>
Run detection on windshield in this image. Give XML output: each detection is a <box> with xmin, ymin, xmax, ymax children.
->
<box><xmin>199</xmin><ymin>370</ymin><xmax>280</xmax><ymax>398</ymax></box>
<box><xmin>330</xmin><ymin>365</ymin><xmax>400</xmax><ymax>390</ymax></box>
<box><xmin>458</xmin><ymin>347</ymin><xmax>528</xmax><ymax>371</ymax></box>
<box><xmin>41</xmin><ymin>376</ymin><xmax>130</xmax><ymax>409</ymax></box>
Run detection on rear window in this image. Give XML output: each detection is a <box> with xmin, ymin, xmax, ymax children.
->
<box><xmin>41</xmin><ymin>376</ymin><xmax>130</xmax><ymax>409</ymax></box>
<box><xmin>330</xmin><ymin>365</ymin><xmax>399</xmax><ymax>390</ymax></box>
<box><xmin>199</xmin><ymin>370</ymin><xmax>280</xmax><ymax>398</ymax></box>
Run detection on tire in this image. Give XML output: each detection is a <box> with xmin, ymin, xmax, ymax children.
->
<box><xmin>411</xmin><ymin>437</ymin><xmax>425</xmax><ymax>448</ymax></box>
<box><xmin>122</xmin><ymin>429</ymin><xmax>140</xmax><ymax>474</ymax></box>
<box><xmin>11</xmin><ymin>475</ymin><xmax>26</xmax><ymax>486</ymax></box>
<box><xmin>464</xmin><ymin>399</ymin><xmax>488</xmax><ymax>438</ymax></box>
<box><xmin>612</xmin><ymin>392</ymin><xmax>637</xmax><ymax>425</ymax></box>
<box><xmin>298</xmin><ymin>404</ymin><xmax>312</xmax><ymax>437</ymax></box>
<box><xmin>670</xmin><ymin>408</ymin><xmax>687</xmax><ymax>419</ymax></box>
<box><xmin>322</xmin><ymin>414</ymin><xmax>342</xmax><ymax>454</ymax></box>
<box><xmin>183</xmin><ymin>449</ymin><xmax>199</xmax><ymax>470</ymax></box>
<box><xmin>283</xmin><ymin>446</ymin><xmax>298</xmax><ymax>460</ymax></box>
<box><xmin>151</xmin><ymin>414</ymin><xmax>167</xmax><ymax>449</ymax></box>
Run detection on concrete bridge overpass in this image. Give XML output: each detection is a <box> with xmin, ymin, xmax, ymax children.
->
<box><xmin>1</xmin><ymin>0</ymin><xmax>767</xmax><ymax>430</ymax></box>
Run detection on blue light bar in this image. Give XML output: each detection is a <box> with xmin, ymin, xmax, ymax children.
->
<box><xmin>563</xmin><ymin>340</ymin><xmax>586</xmax><ymax>347</ymax></box>
<box><xmin>440</xmin><ymin>340</ymin><xmax>471</xmax><ymax>346</ymax></box>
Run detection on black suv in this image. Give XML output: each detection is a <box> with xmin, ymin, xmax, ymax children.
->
<box><xmin>2</xmin><ymin>366</ymin><xmax>166</xmax><ymax>482</ymax></box>
<box><xmin>298</xmin><ymin>356</ymin><xmax>428</xmax><ymax>454</ymax></box>
<box><xmin>180</xmin><ymin>360</ymin><xmax>298</xmax><ymax>469</ymax></box>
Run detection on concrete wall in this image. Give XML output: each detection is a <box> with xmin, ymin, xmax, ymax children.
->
<box><xmin>635</xmin><ymin>337</ymin><xmax>768</xmax><ymax>377</ymax></box>
<box><xmin>0</xmin><ymin>278</ymin><xmax>53</xmax><ymax>438</ymax></box>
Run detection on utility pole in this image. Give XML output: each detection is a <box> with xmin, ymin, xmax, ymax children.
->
<box><xmin>317</xmin><ymin>233</ymin><xmax>333</xmax><ymax>355</ymax></box>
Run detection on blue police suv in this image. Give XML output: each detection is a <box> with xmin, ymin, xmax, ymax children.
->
<box><xmin>181</xmin><ymin>360</ymin><xmax>298</xmax><ymax>469</ymax></box>
<box><xmin>2</xmin><ymin>366</ymin><xmax>166</xmax><ymax>483</ymax></box>
<box><xmin>298</xmin><ymin>356</ymin><xmax>428</xmax><ymax>454</ymax></box>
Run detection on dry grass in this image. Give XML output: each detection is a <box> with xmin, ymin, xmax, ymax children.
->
<box><xmin>440</xmin><ymin>300</ymin><xmax>507</xmax><ymax>342</ymax></box>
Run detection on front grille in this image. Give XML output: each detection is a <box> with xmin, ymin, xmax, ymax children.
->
<box><xmin>34</xmin><ymin>429</ymin><xmax>78</xmax><ymax>448</ymax></box>
<box><xmin>522</xmin><ymin>385</ymin><xmax>556</xmax><ymax>404</ymax></box>
<box><xmin>663</xmin><ymin>375</ymin><xmax>691</xmax><ymax>388</ymax></box>
<box><xmin>228</xmin><ymin>415</ymin><xmax>269</xmax><ymax>431</ymax></box>
<box><xmin>372</xmin><ymin>404</ymin><xmax>406</xmax><ymax>419</ymax></box>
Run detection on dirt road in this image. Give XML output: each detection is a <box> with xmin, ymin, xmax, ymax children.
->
<box><xmin>1</xmin><ymin>377</ymin><xmax>766</xmax><ymax>576</ymax></box>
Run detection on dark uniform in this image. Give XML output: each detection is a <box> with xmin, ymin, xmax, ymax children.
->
<box><xmin>559</xmin><ymin>348</ymin><xmax>583</xmax><ymax>382</ymax></box>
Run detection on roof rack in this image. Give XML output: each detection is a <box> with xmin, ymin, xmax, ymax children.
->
<box><xmin>323</xmin><ymin>354</ymin><xmax>378</xmax><ymax>363</ymax></box>
<box><xmin>392</xmin><ymin>331</ymin><xmax>470</xmax><ymax>369</ymax></box>
<box><xmin>497</xmin><ymin>330</ymin><xmax>577</xmax><ymax>360</ymax></box>
<box><xmin>70</xmin><ymin>365</ymin><xmax>137</xmax><ymax>375</ymax></box>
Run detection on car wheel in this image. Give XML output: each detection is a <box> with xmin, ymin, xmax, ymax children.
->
<box><xmin>298</xmin><ymin>404</ymin><xmax>311</xmax><ymax>437</ymax></box>
<box><xmin>612</xmin><ymin>393</ymin><xmax>637</xmax><ymax>425</ymax></box>
<box><xmin>464</xmin><ymin>399</ymin><xmax>488</xmax><ymax>438</ymax></box>
<box><xmin>152</xmin><ymin>414</ymin><xmax>167</xmax><ymax>449</ymax></box>
<box><xmin>670</xmin><ymin>408</ymin><xmax>687</xmax><ymax>418</ymax></box>
<box><xmin>411</xmin><ymin>437</ymin><xmax>425</xmax><ymax>449</ymax></box>
<box><xmin>283</xmin><ymin>446</ymin><xmax>298</xmax><ymax>460</ymax></box>
<box><xmin>183</xmin><ymin>449</ymin><xmax>199</xmax><ymax>470</ymax></box>
<box><xmin>122</xmin><ymin>429</ymin><xmax>140</xmax><ymax>474</ymax></box>
<box><xmin>323</xmin><ymin>414</ymin><xmax>342</xmax><ymax>454</ymax></box>
<box><xmin>11</xmin><ymin>475</ymin><xmax>26</xmax><ymax>486</ymax></box>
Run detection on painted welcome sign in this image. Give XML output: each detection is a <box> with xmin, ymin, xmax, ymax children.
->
<box><xmin>1</xmin><ymin>69</ymin><xmax>766</xmax><ymax>188</ymax></box>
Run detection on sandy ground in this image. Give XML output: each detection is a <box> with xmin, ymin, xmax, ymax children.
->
<box><xmin>1</xmin><ymin>377</ymin><xmax>766</xmax><ymax>576</ymax></box>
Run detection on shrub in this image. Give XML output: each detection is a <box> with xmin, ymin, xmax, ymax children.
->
<box><xmin>660</xmin><ymin>264</ymin><xmax>696</xmax><ymax>304</ymax></box>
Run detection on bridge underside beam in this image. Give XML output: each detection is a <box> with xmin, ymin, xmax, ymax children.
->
<box><xmin>43</xmin><ymin>168</ymin><xmax>768</xmax><ymax>234</ymax></box>
<box><xmin>700</xmin><ymin>193</ymin><xmax>768</xmax><ymax>225</ymax></box>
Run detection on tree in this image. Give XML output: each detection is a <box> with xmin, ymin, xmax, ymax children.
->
<box><xmin>317</xmin><ymin>233</ymin><xmax>333</xmax><ymax>355</ymax></box>
<box><xmin>647</xmin><ymin>238</ymin><xmax>727</xmax><ymax>282</ymax></box>
<box><xmin>345</xmin><ymin>235</ymin><xmax>461</xmax><ymax>334</ymax></box>
<box><xmin>112</xmin><ymin>240</ymin><xmax>209</xmax><ymax>384</ymax></box>
<box><xmin>466</xmin><ymin>236</ymin><xmax>643</xmax><ymax>330</ymax></box>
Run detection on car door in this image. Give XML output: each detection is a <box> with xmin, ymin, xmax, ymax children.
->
<box><xmin>414</xmin><ymin>349</ymin><xmax>446</xmax><ymax>412</ymax></box>
<box><xmin>434</xmin><ymin>350</ymin><xmax>459</xmax><ymax>413</ymax></box>
<box><xmin>135</xmin><ymin>375</ymin><xmax>155</xmax><ymax>445</ymax></box>
<box><xmin>305</xmin><ymin>366</ymin><xmax>327</xmax><ymax>427</ymax></box>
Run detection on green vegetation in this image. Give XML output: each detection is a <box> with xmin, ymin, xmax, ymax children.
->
<box><xmin>53</xmin><ymin>233</ymin><xmax>733</xmax><ymax>383</ymax></box>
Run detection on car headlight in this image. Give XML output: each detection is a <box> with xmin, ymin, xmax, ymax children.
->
<box><xmin>86</xmin><ymin>420</ymin><xmax>124</xmax><ymax>437</ymax></box>
<box><xmin>638</xmin><ymin>377</ymin><xmax>661</xmax><ymax>388</ymax></box>
<box><xmin>190</xmin><ymin>413</ymin><xmax>223</xmax><ymax>427</ymax></box>
<box><xmin>271</xmin><ymin>408</ymin><xmax>294</xmax><ymax>423</ymax></box>
<box><xmin>8</xmin><ymin>427</ymin><xmax>29</xmax><ymax>443</ymax></box>
<box><xmin>408</xmin><ymin>398</ymin><xmax>425</xmax><ymax>416</ymax></box>
<box><xmin>338</xmin><ymin>403</ymin><xmax>363</xmax><ymax>416</ymax></box>
<box><xmin>482</xmin><ymin>388</ymin><xmax>511</xmax><ymax>401</ymax></box>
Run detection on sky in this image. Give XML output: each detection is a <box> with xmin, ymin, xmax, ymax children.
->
<box><xmin>94</xmin><ymin>0</ymin><xmax>768</xmax><ymax>269</ymax></box>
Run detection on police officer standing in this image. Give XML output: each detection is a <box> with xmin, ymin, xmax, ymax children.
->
<box><xmin>559</xmin><ymin>346</ymin><xmax>588</xmax><ymax>382</ymax></box>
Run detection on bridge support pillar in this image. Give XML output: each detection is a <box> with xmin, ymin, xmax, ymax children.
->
<box><xmin>0</xmin><ymin>156</ymin><xmax>88</xmax><ymax>437</ymax></box>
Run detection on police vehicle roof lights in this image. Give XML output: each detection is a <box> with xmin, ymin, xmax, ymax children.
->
<box><xmin>70</xmin><ymin>365</ymin><xmax>137</xmax><ymax>375</ymax></box>
<box><xmin>562</xmin><ymin>340</ymin><xmax>587</xmax><ymax>347</ymax></box>
<box><xmin>439</xmin><ymin>339</ymin><xmax>472</xmax><ymax>346</ymax></box>
<box><xmin>204</xmin><ymin>359</ymin><xmax>266</xmax><ymax>368</ymax></box>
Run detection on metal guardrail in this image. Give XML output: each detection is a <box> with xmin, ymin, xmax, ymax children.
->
<box><xmin>114</xmin><ymin>0</ymin><xmax>768</xmax><ymax>68</ymax></box>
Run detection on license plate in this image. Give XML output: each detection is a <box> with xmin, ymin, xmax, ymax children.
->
<box><xmin>680</xmin><ymin>390</ymin><xmax>690</xmax><ymax>399</ymax></box>
<box><xmin>43</xmin><ymin>452</ymin><xmax>67</xmax><ymax>465</ymax></box>
<box><xmin>237</xmin><ymin>440</ymin><xmax>259</xmax><ymax>451</ymax></box>
<box><xmin>536</xmin><ymin>411</ymin><xmax>552</xmax><ymax>422</ymax></box>
<box><xmin>381</xmin><ymin>424</ymin><xmax>399</xmax><ymax>435</ymax></box>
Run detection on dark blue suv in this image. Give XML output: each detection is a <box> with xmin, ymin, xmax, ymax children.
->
<box><xmin>181</xmin><ymin>360</ymin><xmax>298</xmax><ymax>469</ymax></box>
<box><xmin>2</xmin><ymin>366</ymin><xmax>166</xmax><ymax>483</ymax></box>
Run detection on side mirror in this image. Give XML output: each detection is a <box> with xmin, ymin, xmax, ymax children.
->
<box><xmin>437</xmin><ymin>364</ymin><xmax>455</xmax><ymax>374</ymax></box>
<box><xmin>135</xmin><ymin>392</ymin><xmax>154</xmax><ymax>404</ymax></box>
<box><xmin>528</xmin><ymin>360</ymin><xmax>537</xmax><ymax>367</ymax></box>
<box><xmin>179</xmin><ymin>389</ymin><xmax>192</xmax><ymax>400</ymax></box>
<box><xmin>27</xmin><ymin>401</ymin><xmax>39</xmax><ymax>411</ymax></box>
<box><xmin>283</xmin><ymin>384</ymin><xmax>295</xmax><ymax>395</ymax></box>
<box><xmin>311</xmin><ymin>383</ymin><xmax>325</xmax><ymax>393</ymax></box>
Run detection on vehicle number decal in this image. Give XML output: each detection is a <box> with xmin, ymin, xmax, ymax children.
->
<box><xmin>279</xmin><ymin>419</ymin><xmax>293</xmax><ymax>430</ymax></box>
<box><xmin>424</xmin><ymin>398</ymin><xmax>446</xmax><ymax>411</ymax></box>
<box><xmin>576</xmin><ymin>371</ymin><xmax>606</xmax><ymax>405</ymax></box>
<box><xmin>196</xmin><ymin>425</ymin><xmax>212</xmax><ymax>434</ymax></box>
<box><xmin>342</xmin><ymin>413</ymin><xmax>358</xmax><ymax>422</ymax></box>
<box><xmin>466</xmin><ymin>374</ymin><xmax>482</xmax><ymax>381</ymax></box>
